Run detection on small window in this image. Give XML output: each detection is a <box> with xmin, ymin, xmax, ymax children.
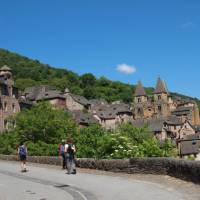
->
<box><xmin>4</xmin><ymin>102</ymin><xmax>7</xmax><ymax>112</ymax></box>
<box><xmin>158</xmin><ymin>95</ymin><xmax>161</xmax><ymax>100</ymax></box>
<box><xmin>12</xmin><ymin>104</ymin><xmax>16</xmax><ymax>113</ymax></box>
<box><xmin>138</xmin><ymin>98</ymin><xmax>141</xmax><ymax>103</ymax></box>
<box><xmin>192</xmin><ymin>142</ymin><xmax>196</xmax><ymax>145</ymax></box>
<box><xmin>158</xmin><ymin>106</ymin><xmax>162</xmax><ymax>112</ymax></box>
<box><xmin>13</xmin><ymin>120</ymin><xmax>16</xmax><ymax>128</ymax></box>
<box><xmin>174</xmin><ymin>126</ymin><xmax>176</xmax><ymax>130</ymax></box>
<box><xmin>4</xmin><ymin>120</ymin><xmax>8</xmax><ymax>129</ymax></box>
<box><xmin>138</xmin><ymin>108</ymin><xmax>142</xmax><ymax>115</ymax></box>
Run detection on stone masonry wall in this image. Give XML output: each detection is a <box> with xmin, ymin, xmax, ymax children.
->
<box><xmin>1</xmin><ymin>155</ymin><xmax>200</xmax><ymax>184</ymax></box>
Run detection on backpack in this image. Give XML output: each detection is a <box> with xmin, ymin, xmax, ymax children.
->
<box><xmin>19</xmin><ymin>146</ymin><xmax>26</xmax><ymax>156</ymax></box>
<box><xmin>67</xmin><ymin>144</ymin><xmax>74</xmax><ymax>155</ymax></box>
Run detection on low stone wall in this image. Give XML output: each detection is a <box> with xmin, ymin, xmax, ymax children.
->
<box><xmin>1</xmin><ymin>155</ymin><xmax>200</xmax><ymax>184</ymax></box>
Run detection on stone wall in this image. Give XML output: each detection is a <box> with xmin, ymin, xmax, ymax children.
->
<box><xmin>1</xmin><ymin>155</ymin><xmax>200</xmax><ymax>184</ymax></box>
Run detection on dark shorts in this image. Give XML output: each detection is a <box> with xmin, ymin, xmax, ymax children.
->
<box><xmin>20</xmin><ymin>155</ymin><xmax>26</xmax><ymax>161</ymax></box>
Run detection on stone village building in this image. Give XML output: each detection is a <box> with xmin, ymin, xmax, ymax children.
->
<box><xmin>133</xmin><ymin>78</ymin><xmax>200</xmax><ymax>156</ymax></box>
<box><xmin>22</xmin><ymin>86</ymin><xmax>133</xmax><ymax>130</ymax></box>
<box><xmin>0</xmin><ymin>64</ymin><xmax>200</xmax><ymax>157</ymax></box>
<box><xmin>90</xmin><ymin>101</ymin><xmax>133</xmax><ymax>130</ymax></box>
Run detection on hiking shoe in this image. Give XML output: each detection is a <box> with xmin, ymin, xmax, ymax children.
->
<box><xmin>72</xmin><ymin>169</ymin><xmax>76</xmax><ymax>174</ymax></box>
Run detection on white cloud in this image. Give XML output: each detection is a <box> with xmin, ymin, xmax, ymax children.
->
<box><xmin>116</xmin><ymin>64</ymin><xmax>136</xmax><ymax>74</ymax></box>
<box><xmin>181</xmin><ymin>21</ymin><xmax>195</xmax><ymax>29</ymax></box>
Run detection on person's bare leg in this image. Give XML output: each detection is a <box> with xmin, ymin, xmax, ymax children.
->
<box><xmin>21</xmin><ymin>162</ymin><xmax>24</xmax><ymax>171</ymax></box>
<box><xmin>23</xmin><ymin>161</ymin><xmax>27</xmax><ymax>171</ymax></box>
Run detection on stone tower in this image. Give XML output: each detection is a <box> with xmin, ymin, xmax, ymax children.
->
<box><xmin>134</xmin><ymin>81</ymin><xmax>148</xmax><ymax>119</ymax></box>
<box><xmin>0</xmin><ymin>65</ymin><xmax>14</xmax><ymax>97</ymax></box>
<box><xmin>193</xmin><ymin>103</ymin><xmax>200</xmax><ymax>125</ymax></box>
<box><xmin>154</xmin><ymin>78</ymin><xmax>170</xmax><ymax>117</ymax></box>
<box><xmin>0</xmin><ymin>65</ymin><xmax>20</xmax><ymax>132</ymax></box>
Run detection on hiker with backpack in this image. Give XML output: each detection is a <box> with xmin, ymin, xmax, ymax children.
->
<box><xmin>18</xmin><ymin>142</ymin><xmax>28</xmax><ymax>172</ymax></box>
<box><xmin>65</xmin><ymin>138</ymin><xmax>76</xmax><ymax>174</ymax></box>
<box><xmin>59</xmin><ymin>139</ymin><xmax>66</xmax><ymax>169</ymax></box>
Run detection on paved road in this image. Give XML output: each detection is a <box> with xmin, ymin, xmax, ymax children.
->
<box><xmin>0</xmin><ymin>160</ymin><xmax>200</xmax><ymax>200</ymax></box>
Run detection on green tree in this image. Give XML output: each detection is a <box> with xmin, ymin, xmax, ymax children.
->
<box><xmin>75</xmin><ymin>124</ymin><xmax>114</xmax><ymax>159</ymax></box>
<box><xmin>15</xmin><ymin>102</ymin><xmax>77</xmax><ymax>144</ymax></box>
<box><xmin>80</xmin><ymin>73</ymin><xmax>96</xmax><ymax>87</ymax></box>
<box><xmin>83</xmin><ymin>86</ymin><xmax>97</xmax><ymax>99</ymax></box>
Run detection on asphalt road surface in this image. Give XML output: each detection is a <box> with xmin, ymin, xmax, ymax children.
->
<box><xmin>0</xmin><ymin>160</ymin><xmax>200</xmax><ymax>200</ymax></box>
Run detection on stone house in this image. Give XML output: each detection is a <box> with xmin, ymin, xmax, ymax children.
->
<box><xmin>92</xmin><ymin>104</ymin><xmax>116</xmax><ymax>130</ymax></box>
<box><xmin>64</xmin><ymin>89</ymin><xmax>91</xmax><ymax>111</ymax></box>
<box><xmin>133</xmin><ymin>116</ymin><xmax>196</xmax><ymax>141</ymax></box>
<box><xmin>178</xmin><ymin>134</ymin><xmax>200</xmax><ymax>157</ymax></box>
<box><xmin>172</xmin><ymin>100</ymin><xmax>200</xmax><ymax>125</ymax></box>
<box><xmin>70</xmin><ymin>110</ymin><xmax>98</xmax><ymax>128</ymax></box>
<box><xmin>111</xmin><ymin>103</ymin><xmax>133</xmax><ymax>125</ymax></box>
<box><xmin>133</xmin><ymin>116</ymin><xmax>200</xmax><ymax>156</ymax></box>
<box><xmin>24</xmin><ymin>86</ymin><xmax>91</xmax><ymax>112</ymax></box>
<box><xmin>178</xmin><ymin>120</ymin><xmax>196</xmax><ymax>140</ymax></box>
<box><xmin>24</xmin><ymin>85</ymin><xmax>66</xmax><ymax>109</ymax></box>
<box><xmin>91</xmin><ymin>103</ymin><xmax>133</xmax><ymax>130</ymax></box>
<box><xmin>0</xmin><ymin>65</ymin><xmax>20</xmax><ymax>132</ymax></box>
<box><xmin>133</xmin><ymin>117</ymin><xmax>168</xmax><ymax>140</ymax></box>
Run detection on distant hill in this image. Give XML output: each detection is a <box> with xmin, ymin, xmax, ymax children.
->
<box><xmin>0</xmin><ymin>48</ymin><xmax>199</xmax><ymax>108</ymax></box>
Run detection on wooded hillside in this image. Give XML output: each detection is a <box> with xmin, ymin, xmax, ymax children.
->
<box><xmin>0</xmin><ymin>48</ymin><xmax>199</xmax><ymax>107</ymax></box>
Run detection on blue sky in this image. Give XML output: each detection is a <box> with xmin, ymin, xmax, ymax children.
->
<box><xmin>0</xmin><ymin>0</ymin><xmax>200</xmax><ymax>98</ymax></box>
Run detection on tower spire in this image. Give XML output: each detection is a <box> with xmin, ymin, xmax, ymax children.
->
<box><xmin>135</xmin><ymin>81</ymin><xmax>147</xmax><ymax>97</ymax></box>
<box><xmin>154</xmin><ymin>78</ymin><xmax>168</xmax><ymax>94</ymax></box>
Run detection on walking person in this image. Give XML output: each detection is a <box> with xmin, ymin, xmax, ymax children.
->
<box><xmin>65</xmin><ymin>138</ymin><xmax>76</xmax><ymax>174</ymax></box>
<box><xmin>59</xmin><ymin>139</ymin><xmax>66</xmax><ymax>169</ymax></box>
<box><xmin>18</xmin><ymin>141</ymin><xmax>28</xmax><ymax>172</ymax></box>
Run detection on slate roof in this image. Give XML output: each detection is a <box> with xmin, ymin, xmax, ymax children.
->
<box><xmin>133</xmin><ymin>116</ymin><xmax>183</xmax><ymax>132</ymax></box>
<box><xmin>179</xmin><ymin>139</ymin><xmax>200</xmax><ymax>156</ymax></box>
<box><xmin>148</xmin><ymin>118</ymin><xmax>166</xmax><ymax>132</ymax></box>
<box><xmin>133</xmin><ymin>117</ymin><xmax>168</xmax><ymax>132</ymax></box>
<box><xmin>181</xmin><ymin>134</ymin><xmax>200</xmax><ymax>141</ymax></box>
<box><xmin>70</xmin><ymin>94</ymin><xmax>90</xmax><ymax>106</ymax></box>
<box><xmin>164</xmin><ymin>115</ymin><xmax>183</xmax><ymax>125</ymax></box>
<box><xmin>132</xmin><ymin>119</ymin><xmax>148</xmax><ymax>128</ymax></box>
<box><xmin>95</xmin><ymin>104</ymin><xmax>117</xmax><ymax>119</ymax></box>
<box><xmin>110</xmin><ymin>103</ymin><xmax>132</xmax><ymax>114</ymax></box>
<box><xmin>177</xmin><ymin>99</ymin><xmax>196</xmax><ymax>107</ymax></box>
<box><xmin>172</xmin><ymin>106</ymin><xmax>192</xmax><ymax>116</ymax></box>
<box><xmin>89</xmin><ymin>99</ymin><xmax>108</xmax><ymax>106</ymax></box>
<box><xmin>93</xmin><ymin>103</ymin><xmax>132</xmax><ymax>119</ymax></box>
<box><xmin>135</xmin><ymin>81</ymin><xmax>147</xmax><ymax>97</ymax></box>
<box><xmin>36</xmin><ymin>90</ymin><xmax>65</xmax><ymax>101</ymax></box>
<box><xmin>0</xmin><ymin>65</ymin><xmax>12</xmax><ymax>71</ymax></box>
<box><xmin>154</xmin><ymin>78</ymin><xmax>168</xmax><ymax>94</ymax></box>
<box><xmin>71</xmin><ymin>110</ymin><xmax>98</xmax><ymax>125</ymax></box>
<box><xmin>24</xmin><ymin>85</ymin><xmax>65</xmax><ymax>101</ymax></box>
